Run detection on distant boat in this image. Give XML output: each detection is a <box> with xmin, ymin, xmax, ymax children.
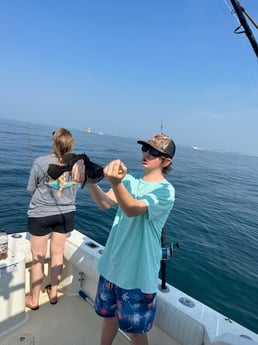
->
<box><xmin>192</xmin><ymin>145</ymin><xmax>205</xmax><ymax>150</ymax></box>
<box><xmin>97</xmin><ymin>131</ymin><xmax>104</xmax><ymax>136</ymax></box>
<box><xmin>87</xmin><ymin>127</ymin><xmax>91</xmax><ymax>134</ymax></box>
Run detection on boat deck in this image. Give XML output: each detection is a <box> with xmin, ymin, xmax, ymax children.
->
<box><xmin>1</xmin><ymin>290</ymin><xmax>175</xmax><ymax>345</ymax></box>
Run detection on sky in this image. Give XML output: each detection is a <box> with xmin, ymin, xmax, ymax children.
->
<box><xmin>0</xmin><ymin>0</ymin><xmax>258</xmax><ymax>156</ymax></box>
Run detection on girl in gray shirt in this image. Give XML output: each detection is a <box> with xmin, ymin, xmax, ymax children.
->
<box><xmin>25</xmin><ymin>128</ymin><xmax>81</xmax><ymax>310</ymax></box>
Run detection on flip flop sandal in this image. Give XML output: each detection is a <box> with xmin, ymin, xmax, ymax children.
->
<box><xmin>45</xmin><ymin>284</ymin><xmax>58</xmax><ymax>305</ymax></box>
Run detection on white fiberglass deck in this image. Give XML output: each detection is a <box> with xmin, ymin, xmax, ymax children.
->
<box><xmin>0</xmin><ymin>290</ymin><xmax>174</xmax><ymax>345</ymax></box>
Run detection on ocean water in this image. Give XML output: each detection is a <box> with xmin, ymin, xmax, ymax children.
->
<box><xmin>0</xmin><ymin>118</ymin><xmax>257</xmax><ymax>333</ymax></box>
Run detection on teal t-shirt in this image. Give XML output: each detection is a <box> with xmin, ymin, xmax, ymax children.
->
<box><xmin>98</xmin><ymin>172</ymin><xmax>175</xmax><ymax>293</ymax></box>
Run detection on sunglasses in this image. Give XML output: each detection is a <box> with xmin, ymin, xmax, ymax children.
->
<box><xmin>141</xmin><ymin>144</ymin><xmax>164</xmax><ymax>157</ymax></box>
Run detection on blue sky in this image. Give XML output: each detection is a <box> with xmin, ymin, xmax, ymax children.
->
<box><xmin>0</xmin><ymin>1</ymin><xmax>258</xmax><ymax>156</ymax></box>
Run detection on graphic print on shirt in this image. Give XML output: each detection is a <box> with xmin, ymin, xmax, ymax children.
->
<box><xmin>44</xmin><ymin>172</ymin><xmax>77</xmax><ymax>197</ymax></box>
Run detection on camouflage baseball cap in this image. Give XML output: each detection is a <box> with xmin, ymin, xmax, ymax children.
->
<box><xmin>137</xmin><ymin>134</ymin><xmax>176</xmax><ymax>158</ymax></box>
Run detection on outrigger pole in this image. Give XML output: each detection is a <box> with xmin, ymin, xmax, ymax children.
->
<box><xmin>230</xmin><ymin>0</ymin><xmax>258</xmax><ymax>58</ymax></box>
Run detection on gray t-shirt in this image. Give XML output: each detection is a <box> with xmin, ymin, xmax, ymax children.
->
<box><xmin>27</xmin><ymin>154</ymin><xmax>81</xmax><ymax>217</ymax></box>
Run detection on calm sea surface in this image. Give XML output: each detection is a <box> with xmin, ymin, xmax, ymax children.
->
<box><xmin>0</xmin><ymin>118</ymin><xmax>257</xmax><ymax>333</ymax></box>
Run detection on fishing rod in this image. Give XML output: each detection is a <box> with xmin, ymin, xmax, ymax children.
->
<box><xmin>230</xmin><ymin>0</ymin><xmax>258</xmax><ymax>58</ymax></box>
<box><xmin>159</xmin><ymin>227</ymin><xmax>180</xmax><ymax>292</ymax></box>
<box><xmin>26</xmin><ymin>126</ymin><xmax>33</xmax><ymax>166</ymax></box>
<box><xmin>240</xmin><ymin>5</ymin><xmax>258</xmax><ymax>30</ymax></box>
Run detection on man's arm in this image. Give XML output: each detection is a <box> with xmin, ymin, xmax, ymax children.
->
<box><xmin>87</xmin><ymin>183</ymin><xmax>117</xmax><ymax>210</ymax></box>
<box><xmin>73</xmin><ymin>158</ymin><xmax>147</xmax><ymax>215</ymax></box>
<box><xmin>104</xmin><ymin>159</ymin><xmax>147</xmax><ymax>217</ymax></box>
<box><xmin>72</xmin><ymin>159</ymin><xmax>116</xmax><ymax>209</ymax></box>
<box><xmin>110</xmin><ymin>180</ymin><xmax>147</xmax><ymax>217</ymax></box>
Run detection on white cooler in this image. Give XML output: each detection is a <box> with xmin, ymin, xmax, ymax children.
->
<box><xmin>0</xmin><ymin>247</ymin><xmax>27</xmax><ymax>336</ymax></box>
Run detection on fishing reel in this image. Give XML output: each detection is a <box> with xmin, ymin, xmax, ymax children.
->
<box><xmin>159</xmin><ymin>241</ymin><xmax>180</xmax><ymax>293</ymax></box>
<box><xmin>161</xmin><ymin>242</ymin><xmax>180</xmax><ymax>260</ymax></box>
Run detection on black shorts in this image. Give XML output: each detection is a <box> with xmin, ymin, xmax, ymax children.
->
<box><xmin>28</xmin><ymin>212</ymin><xmax>75</xmax><ymax>236</ymax></box>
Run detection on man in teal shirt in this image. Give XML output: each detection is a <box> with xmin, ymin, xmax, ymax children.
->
<box><xmin>73</xmin><ymin>133</ymin><xmax>176</xmax><ymax>345</ymax></box>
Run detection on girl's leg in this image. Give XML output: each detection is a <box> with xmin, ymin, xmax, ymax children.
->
<box><xmin>26</xmin><ymin>234</ymin><xmax>49</xmax><ymax>307</ymax></box>
<box><xmin>48</xmin><ymin>231</ymin><xmax>67</xmax><ymax>300</ymax></box>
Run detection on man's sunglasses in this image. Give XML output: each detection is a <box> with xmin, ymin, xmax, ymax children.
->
<box><xmin>141</xmin><ymin>144</ymin><xmax>164</xmax><ymax>157</ymax></box>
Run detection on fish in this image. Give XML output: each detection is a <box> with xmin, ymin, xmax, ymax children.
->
<box><xmin>47</xmin><ymin>153</ymin><xmax>104</xmax><ymax>187</ymax></box>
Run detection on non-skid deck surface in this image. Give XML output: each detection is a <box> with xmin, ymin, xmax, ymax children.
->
<box><xmin>1</xmin><ymin>292</ymin><xmax>129</xmax><ymax>345</ymax></box>
<box><xmin>1</xmin><ymin>291</ymin><xmax>174</xmax><ymax>345</ymax></box>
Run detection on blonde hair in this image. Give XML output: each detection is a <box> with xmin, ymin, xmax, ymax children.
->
<box><xmin>52</xmin><ymin>128</ymin><xmax>74</xmax><ymax>164</ymax></box>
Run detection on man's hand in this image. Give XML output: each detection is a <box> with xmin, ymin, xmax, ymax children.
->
<box><xmin>104</xmin><ymin>160</ymin><xmax>127</xmax><ymax>184</ymax></box>
<box><xmin>72</xmin><ymin>159</ymin><xmax>85</xmax><ymax>183</ymax></box>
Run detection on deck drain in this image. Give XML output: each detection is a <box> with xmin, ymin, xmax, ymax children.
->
<box><xmin>9</xmin><ymin>333</ymin><xmax>36</xmax><ymax>345</ymax></box>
